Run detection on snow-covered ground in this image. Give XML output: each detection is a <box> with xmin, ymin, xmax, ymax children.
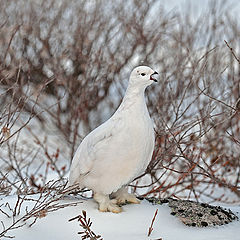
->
<box><xmin>1</xmin><ymin>196</ymin><xmax>240</xmax><ymax>240</ymax></box>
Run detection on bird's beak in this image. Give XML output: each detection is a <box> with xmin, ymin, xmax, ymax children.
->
<box><xmin>150</xmin><ymin>71</ymin><xmax>158</xmax><ymax>82</ymax></box>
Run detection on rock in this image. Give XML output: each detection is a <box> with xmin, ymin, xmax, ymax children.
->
<box><xmin>146</xmin><ymin>197</ymin><xmax>239</xmax><ymax>227</ymax></box>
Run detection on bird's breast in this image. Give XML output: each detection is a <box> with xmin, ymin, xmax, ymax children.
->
<box><xmin>118</xmin><ymin>107</ymin><xmax>155</xmax><ymax>159</ymax></box>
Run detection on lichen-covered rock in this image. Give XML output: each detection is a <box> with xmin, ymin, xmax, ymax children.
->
<box><xmin>146</xmin><ymin>197</ymin><xmax>239</xmax><ymax>227</ymax></box>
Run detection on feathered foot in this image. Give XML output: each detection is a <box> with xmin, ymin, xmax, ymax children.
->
<box><xmin>111</xmin><ymin>187</ymin><xmax>140</xmax><ymax>205</ymax></box>
<box><xmin>94</xmin><ymin>192</ymin><xmax>122</xmax><ymax>213</ymax></box>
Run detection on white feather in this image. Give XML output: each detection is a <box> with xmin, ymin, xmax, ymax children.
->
<box><xmin>68</xmin><ymin>66</ymin><xmax>156</xmax><ymax>195</ymax></box>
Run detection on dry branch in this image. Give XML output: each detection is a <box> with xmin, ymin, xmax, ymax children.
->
<box><xmin>148</xmin><ymin>209</ymin><xmax>159</xmax><ymax>237</ymax></box>
<box><xmin>0</xmin><ymin>3</ymin><xmax>240</xmax><ymax>238</ymax></box>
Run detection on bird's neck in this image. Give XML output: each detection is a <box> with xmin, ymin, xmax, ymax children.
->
<box><xmin>124</xmin><ymin>83</ymin><xmax>146</xmax><ymax>101</ymax></box>
<box><xmin>118</xmin><ymin>84</ymin><xmax>147</xmax><ymax>112</ymax></box>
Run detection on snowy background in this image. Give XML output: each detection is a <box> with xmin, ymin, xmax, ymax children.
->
<box><xmin>0</xmin><ymin>0</ymin><xmax>240</xmax><ymax>239</ymax></box>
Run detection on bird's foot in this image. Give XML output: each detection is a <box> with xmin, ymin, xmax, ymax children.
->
<box><xmin>112</xmin><ymin>187</ymin><xmax>140</xmax><ymax>205</ymax></box>
<box><xmin>99</xmin><ymin>199</ymin><xmax>122</xmax><ymax>213</ymax></box>
<box><xmin>94</xmin><ymin>193</ymin><xmax>122</xmax><ymax>213</ymax></box>
<box><xmin>115</xmin><ymin>193</ymin><xmax>140</xmax><ymax>205</ymax></box>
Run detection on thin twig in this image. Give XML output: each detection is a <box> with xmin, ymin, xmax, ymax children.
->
<box><xmin>148</xmin><ymin>209</ymin><xmax>158</xmax><ymax>237</ymax></box>
<box><xmin>224</xmin><ymin>40</ymin><xmax>240</xmax><ymax>65</ymax></box>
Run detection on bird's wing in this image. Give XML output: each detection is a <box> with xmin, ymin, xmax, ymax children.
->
<box><xmin>70</xmin><ymin>116</ymin><xmax>123</xmax><ymax>177</ymax></box>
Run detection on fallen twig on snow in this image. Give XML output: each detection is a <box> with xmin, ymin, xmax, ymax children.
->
<box><xmin>148</xmin><ymin>209</ymin><xmax>159</xmax><ymax>237</ymax></box>
<box><xmin>69</xmin><ymin>210</ymin><xmax>103</xmax><ymax>240</ymax></box>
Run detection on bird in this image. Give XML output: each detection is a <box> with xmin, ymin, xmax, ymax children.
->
<box><xmin>68</xmin><ymin>66</ymin><xmax>158</xmax><ymax>213</ymax></box>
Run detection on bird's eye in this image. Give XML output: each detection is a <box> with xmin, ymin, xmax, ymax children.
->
<box><xmin>141</xmin><ymin>73</ymin><xmax>146</xmax><ymax>76</ymax></box>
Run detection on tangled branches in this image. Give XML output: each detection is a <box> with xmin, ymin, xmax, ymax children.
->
<box><xmin>0</xmin><ymin>180</ymin><xmax>80</xmax><ymax>238</ymax></box>
<box><xmin>0</xmin><ymin>0</ymin><xmax>240</xmax><ymax>237</ymax></box>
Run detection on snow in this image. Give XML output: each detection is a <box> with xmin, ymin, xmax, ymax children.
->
<box><xmin>1</xmin><ymin>196</ymin><xmax>240</xmax><ymax>240</ymax></box>
<box><xmin>1</xmin><ymin>1</ymin><xmax>240</xmax><ymax>239</ymax></box>
<box><xmin>1</xmin><ymin>79</ymin><xmax>239</xmax><ymax>240</ymax></box>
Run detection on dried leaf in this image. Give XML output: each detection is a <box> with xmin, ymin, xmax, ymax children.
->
<box><xmin>82</xmin><ymin>210</ymin><xmax>87</xmax><ymax>218</ymax></box>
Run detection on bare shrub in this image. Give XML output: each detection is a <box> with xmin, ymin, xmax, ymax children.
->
<box><xmin>0</xmin><ymin>179</ymin><xmax>79</xmax><ymax>238</ymax></box>
<box><xmin>0</xmin><ymin>1</ymin><xmax>239</xmax><ymax>231</ymax></box>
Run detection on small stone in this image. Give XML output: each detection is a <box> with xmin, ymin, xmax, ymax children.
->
<box><xmin>210</xmin><ymin>210</ymin><xmax>217</xmax><ymax>215</ymax></box>
<box><xmin>201</xmin><ymin>221</ymin><xmax>208</xmax><ymax>227</ymax></box>
<box><xmin>161</xmin><ymin>199</ymin><xmax>169</xmax><ymax>204</ymax></box>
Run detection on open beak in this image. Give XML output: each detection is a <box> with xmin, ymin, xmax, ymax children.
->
<box><xmin>150</xmin><ymin>71</ymin><xmax>158</xmax><ymax>82</ymax></box>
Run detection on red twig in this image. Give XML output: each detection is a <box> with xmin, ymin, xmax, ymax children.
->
<box><xmin>148</xmin><ymin>209</ymin><xmax>159</xmax><ymax>237</ymax></box>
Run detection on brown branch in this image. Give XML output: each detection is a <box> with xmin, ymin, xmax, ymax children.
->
<box><xmin>224</xmin><ymin>40</ymin><xmax>240</xmax><ymax>65</ymax></box>
<box><xmin>148</xmin><ymin>209</ymin><xmax>159</xmax><ymax>237</ymax></box>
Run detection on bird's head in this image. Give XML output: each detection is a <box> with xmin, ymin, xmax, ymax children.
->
<box><xmin>129</xmin><ymin>66</ymin><xmax>158</xmax><ymax>88</ymax></box>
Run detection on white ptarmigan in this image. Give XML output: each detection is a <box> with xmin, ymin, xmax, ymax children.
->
<box><xmin>68</xmin><ymin>66</ymin><xmax>158</xmax><ymax>213</ymax></box>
